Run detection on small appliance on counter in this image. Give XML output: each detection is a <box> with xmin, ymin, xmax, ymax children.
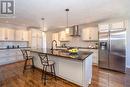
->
<box><xmin>17</xmin><ymin>45</ymin><xmax>20</xmax><ymax>48</ymax></box>
<box><xmin>7</xmin><ymin>45</ymin><xmax>10</xmax><ymax>49</ymax></box>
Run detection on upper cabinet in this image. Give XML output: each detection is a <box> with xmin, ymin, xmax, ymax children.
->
<box><xmin>15</xmin><ymin>30</ymin><xmax>28</xmax><ymax>41</ymax></box>
<box><xmin>59</xmin><ymin>30</ymin><xmax>69</xmax><ymax>42</ymax></box>
<box><xmin>0</xmin><ymin>28</ymin><xmax>5</xmax><ymax>40</ymax></box>
<box><xmin>0</xmin><ymin>28</ymin><xmax>15</xmax><ymax>41</ymax></box>
<box><xmin>22</xmin><ymin>30</ymin><xmax>28</xmax><ymax>41</ymax></box>
<box><xmin>82</xmin><ymin>27</ymin><xmax>98</xmax><ymax>41</ymax></box>
<box><xmin>98</xmin><ymin>24</ymin><xmax>109</xmax><ymax>31</ymax></box>
<box><xmin>98</xmin><ymin>21</ymin><xmax>126</xmax><ymax>31</ymax></box>
<box><xmin>29</xmin><ymin>29</ymin><xmax>43</xmax><ymax>49</ymax></box>
<box><xmin>52</xmin><ymin>33</ymin><xmax>60</xmax><ymax>46</ymax></box>
<box><xmin>6</xmin><ymin>29</ymin><xmax>15</xmax><ymax>40</ymax></box>
<box><xmin>0</xmin><ymin>28</ymin><xmax>29</xmax><ymax>41</ymax></box>
<box><xmin>111</xmin><ymin>21</ymin><xmax>125</xmax><ymax>29</ymax></box>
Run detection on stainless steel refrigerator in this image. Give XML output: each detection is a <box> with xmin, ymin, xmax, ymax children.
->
<box><xmin>99</xmin><ymin>27</ymin><xmax>126</xmax><ymax>73</ymax></box>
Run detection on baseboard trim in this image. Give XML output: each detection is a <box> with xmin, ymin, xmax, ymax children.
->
<box><xmin>0</xmin><ymin>60</ymin><xmax>25</xmax><ymax>67</ymax></box>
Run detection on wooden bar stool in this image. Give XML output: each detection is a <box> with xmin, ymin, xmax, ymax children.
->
<box><xmin>38</xmin><ymin>53</ymin><xmax>56</xmax><ymax>85</ymax></box>
<box><xmin>21</xmin><ymin>49</ymin><xmax>34</xmax><ymax>73</ymax></box>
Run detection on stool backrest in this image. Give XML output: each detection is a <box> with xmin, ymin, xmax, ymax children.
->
<box><xmin>38</xmin><ymin>53</ymin><xmax>49</xmax><ymax>65</ymax></box>
<box><xmin>21</xmin><ymin>49</ymin><xmax>28</xmax><ymax>59</ymax></box>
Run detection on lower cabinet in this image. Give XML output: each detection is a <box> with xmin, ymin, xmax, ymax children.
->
<box><xmin>79</xmin><ymin>49</ymin><xmax>98</xmax><ymax>66</ymax></box>
<box><xmin>0</xmin><ymin>49</ymin><xmax>24</xmax><ymax>65</ymax></box>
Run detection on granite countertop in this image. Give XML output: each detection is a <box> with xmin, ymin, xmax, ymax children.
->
<box><xmin>57</xmin><ymin>46</ymin><xmax>98</xmax><ymax>49</ymax></box>
<box><xmin>0</xmin><ymin>47</ymin><xmax>31</xmax><ymax>50</ymax></box>
<box><xmin>28</xmin><ymin>49</ymin><xmax>93</xmax><ymax>61</ymax></box>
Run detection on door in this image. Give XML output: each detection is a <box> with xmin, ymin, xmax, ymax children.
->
<box><xmin>99</xmin><ymin>24</ymin><xmax>109</xmax><ymax>69</ymax></box>
<box><xmin>109</xmin><ymin>28</ymin><xmax>126</xmax><ymax>73</ymax></box>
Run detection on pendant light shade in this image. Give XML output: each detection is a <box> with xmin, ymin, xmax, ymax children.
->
<box><xmin>65</xmin><ymin>8</ymin><xmax>70</xmax><ymax>34</ymax></box>
<box><xmin>65</xmin><ymin>27</ymin><xmax>69</xmax><ymax>34</ymax></box>
<box><xmin>41</xmin><ymin>18</ymin><xmax>47</xmax><ymax>32</ymax></box>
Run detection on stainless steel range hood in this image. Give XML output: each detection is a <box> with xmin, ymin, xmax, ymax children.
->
<box><xmin>70</xmin><ymin>25</ymin><xmax>80</xmax><ymax>36</ymax></box>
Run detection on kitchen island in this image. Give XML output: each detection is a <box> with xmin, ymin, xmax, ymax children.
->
<box><xmin>29</xmin><ymin>49</ymin><xmax>93</xmax><ymax>87</ymax></box>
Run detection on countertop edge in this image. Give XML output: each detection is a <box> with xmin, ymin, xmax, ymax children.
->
<box><xmin>30</xmin><ymin>49</ymin><xmax>93</xmax><ymax>61</ymax></box>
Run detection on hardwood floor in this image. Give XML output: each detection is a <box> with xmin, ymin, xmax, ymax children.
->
<box><xmin>0</xmin><ymin>62</ymin><xmax>130</xmax><ymax>87</ymax></box>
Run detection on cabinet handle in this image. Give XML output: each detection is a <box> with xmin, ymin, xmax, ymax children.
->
<box><xmin>89</xmin><ymin>37</ymin><xmax>91</xmax><ymax>39</ymax></box>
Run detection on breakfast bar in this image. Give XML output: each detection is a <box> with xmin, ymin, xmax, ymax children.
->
<box><xmin>29</xmin><ymin>49</ymin><xmax>93</xmax><ymax>87</ymax></box>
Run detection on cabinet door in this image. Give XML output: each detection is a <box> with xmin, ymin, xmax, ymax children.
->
<box><xmin>59</xmin><ymin>31</ymin><xmax>64</xmax><ymax>41</ymax></box>
<box><xmin>59</xmin><ymin>31</ymin><xmax>69</xmax><ymax>41</ymax></box>
<box><xmin>0</xmin><ymin>28</ymin><xmax>5</xmax><ymax>40</ymax></box>
<box><xmin>31</xmin><ymin>29</ymin><xmax>38</xmax><ymax>37</ymax></box>
<box><xmin>98</xmin><ymin>24</ymin><xmax>109</xmax><ymax>31</ymax></box>
<box><xmin>82</xmin><ymin>28</ymin><xmax>90</xmax><ymax>40</ymax></box>
<box><xmin>90</xmin><ymin>27</ymin><xmax>98</xmax><ymax>40</ymax></box>
<box><xmin>15</xmin><ymin>30</ymin><xmax>23</xmax><ymax>41</ymax></box>
<box><xmin>37</xmin><ymin>37</ymin><xmax>42</xmax><ymax>49</ymax></box>
<box><xmin>31</xmin><ymin>37</ymin><xmax>38</xmax><ymax>49</ymax></box>
<box><xmin>6</xmin><ymin>29</ymin><xmax>15</xmax><ymax>40</ymax></box>
<box><xmin>37</xmin><ymin>31</ymin><xmax>42</xmax><ymax>38</ymax></box>
<box><xmin>111</xmin><ymin>21</ymin><xmax>125</xmax><ymax>29</ymax></box>
<box><xmin>22</xmin><ymin>31</ymin><xmax>28</xmax><ymax>41</ymax></box>
<box><xmin>90</xmin><ymin>49</ymin><xmax>98</xmax><ymax>65</ymax></box>
<box><xmin>52</xmin><ymin>33</ymin><xmax>60</xmax><ymax>46</ymax></box>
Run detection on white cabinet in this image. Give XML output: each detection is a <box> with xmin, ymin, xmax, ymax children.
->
<box><xmin>59</xmin><ymin>31</ymin><xmax>69</xmax><ymax>42</ymax></box>
<box><xmin>0</xmin><ymin>49</ymin><xmax>23</xmax><ymax>65</ymax></box>
<box><xmin>0</xmin><ymin>28</ymin><xmax>28</xmax><ymax>41</ymax></box>
<box><xmin>5</xmin><ymin>29</ymin><xmax>15</xmax><ymax>40</ymax></box>
<box><xmin>98</xmin><ymin>24</ymin><xmax>109</xmax><ymax>31</ymax></box>
<box><xmin>98</xmin><ymin>21</ymin><xmax>126</xmax><ymax>31</ymax></box>
<box><xmin>29</xmin><ymin>29</ymin><xmax>43</xmax><ymax>49</ymax></box>
<box><xmin>79</xmin><ymin>49</ymin><xmax>98</xmax><ymax>66</ymax></box>
<box><xmin>22</xmin><ymin>31</ymin><xmax>28</xmax><ymax>41</ymax></box>
<box><xmin>0</xmin><ymin>28</ymin><xmax>5</xmax><ymax>40</ymax></box>
<box><xmin>52</xmin><ymin>33</ymin><xmax>60</xmax><ymax>46</ymax></box>
<box><xmin>111</xmin><ymin>21</ymin><xmax>125</xmax><ymax>29</ymax></box>
<box><xmin>82</xmin><ymin>27</ymin><xmax>98</xmax><ymax>41</ymax></box>
<box><xmin>0</xmin><ymin>28</ymin><xmax>15</xmax><ymax>41</ymax></box>
<box><xmin>15</xmin><ymin>30</ymin><xmax>28</xmax><ymax>41</ymax></box>
<box><xmin>15</xmin><ymin>30</ymin><xmax>22</xmax><ymax>41</ymax></box>
<box><xmin>82</xmin><ymin>28</ymin><xmax>90</xmax><ymax>40</ymax></box>
<box><xmin>90</xmin><ymin>49</ymin><xmax>98</xmax><ymax>65</ymax></box>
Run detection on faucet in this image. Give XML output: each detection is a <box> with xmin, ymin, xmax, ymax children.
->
<box><xmin>51</xmin><ymin>40</ymin><xmax>57</xmax><ymax>50</ymax></box>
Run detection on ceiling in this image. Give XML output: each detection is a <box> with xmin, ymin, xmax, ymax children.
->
<box><xmin>0</xmin><ymin>0</ymin><xmax>129</xmax><ymax>30</ymax></box>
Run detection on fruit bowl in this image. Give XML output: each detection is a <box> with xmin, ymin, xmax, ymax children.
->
<box><xmin>68</xmin><ymin>48</ymin><xmax>78</xmax><ymax>54</ymax></box>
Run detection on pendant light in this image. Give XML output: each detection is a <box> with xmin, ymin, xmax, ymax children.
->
<box><xmin>41</xmin><ymin>18</ymin><xmax>47</xmax><ymax>32</ymax></box>
<box><xmin>65</xmin><ymin>8</ymin><xmax>70</xmax><ymax>34</ymax></box>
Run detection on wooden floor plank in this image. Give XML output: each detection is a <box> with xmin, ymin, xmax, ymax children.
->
<box><xmin>0</xmin><ymin>62</ymin><xmax>130</xmax><ymax>87</ymax></box>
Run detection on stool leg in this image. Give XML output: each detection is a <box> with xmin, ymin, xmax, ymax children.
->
<box><xmin>51</xmin><ymin>65</ymin><xmax>53</xmax><ymax>76</ymax></box>
<box><xmin>44</xmin><ymin>66</ymin><xmax>47</xmax><ymax>85</ymax></box>
<box><xmin>41</xmin><ymin>66</ymin><xmax>45</xmax><ymax>80</ymax></box>
<box><xmin>32</xmin><ymin>58</ymin><xmax>34</xmax><ymax>72</ymax></box>
<box><xmin>53</xmin><ymin>64</ymin><xmax>56</xmax><ymax>80</ymax></box>
<box><xmin>23</xmin><ymin>59</ymin><xmax>27</xmax><ymax>73</ymax></box>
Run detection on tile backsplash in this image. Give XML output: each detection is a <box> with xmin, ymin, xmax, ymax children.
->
<box><xmin>0</xmin><ymin>41</ymin><xmax>28</xmax><ymax>48</ymax></box>
<box><xmin>60</xmin><ymin>37</ymin><xmax>98</xmax><ymax>47</ymax></box>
